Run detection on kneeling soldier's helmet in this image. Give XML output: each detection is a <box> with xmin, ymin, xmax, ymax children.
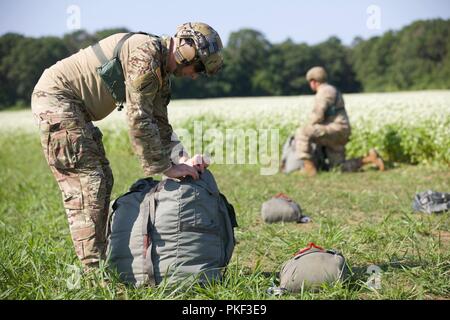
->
<box><xmin>174</xmin><ymin>22</ymin><xmax>224</xmax><ymax>76</ymax></box>
<box><xmin>306</xmin><ymin>66</ymin><xmax>328</xmax><ymax>83</ymax></box>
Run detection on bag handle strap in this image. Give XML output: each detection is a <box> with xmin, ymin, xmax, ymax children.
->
<box><xmin>113</xmin><ymin>32</ymin><xmax>137</xmax><ymax>59</ymax></box>
<box><xmin>274</xmin><ymin>193</ymin><xmax>293</xmax><ymax>202</ymax></box>
<box><xmin>293</xmin><ymin>242</ymin><xmax>325</xmax><ymax>256</ymax></box>
<box><xmin>104</xmin><ymin>200</ymin><xmax>115</xmax><ymax>240</ymax></box>
<box><xmin>324</xmin><ymin>89</ymin><xmax>342</xmax><ymax>117</ymax></box>
<box><xmin>92</xmin><ymin>42</ymin><xmax>108</xmax><ymax>65</ymax></box>
<box><xmin>92</xmin><ymin>32</ymin><xmax>152</xmax><ymax>65</ymax></box>
<box><xmin>142</xmin><ymin>185</ymin><xmax>159</xmax><ymax>286</ymax></box>
<box><xmin>173</xmin><ymin>172</ymin><xmax>219</xmax><ymax>196</ymax></box>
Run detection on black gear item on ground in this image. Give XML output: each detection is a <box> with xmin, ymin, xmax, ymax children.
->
<box><xmin>412</xmin><ymin>190</ymin><xmax>450</xmax><ymax>214</ymax></box>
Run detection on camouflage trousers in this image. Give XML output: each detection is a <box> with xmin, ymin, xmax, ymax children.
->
<box><xmin>31</xmin><ymin>91</ymin><xmax>114</xmax><ymax>266</ymax></box>
<box><xmin>295</xmin><ymin>123</ymin><xmax>363</xmax><ymax>172</ymax></box>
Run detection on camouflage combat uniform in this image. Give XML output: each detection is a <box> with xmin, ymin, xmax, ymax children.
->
<box><xmin>295</xmin><ymin>83</ymin><xmax>362</xmax><ymax>171</ymax></box>
<box><xmin>31</xmin><ymin>33</ymin><xmax>183</xmax><ymax>266</ymax></box>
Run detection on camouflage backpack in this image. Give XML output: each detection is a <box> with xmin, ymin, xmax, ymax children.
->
<box><xmin>105</xmin><ymin>169</ymin><xmax>238</xmax><ymax>287</ymax></box>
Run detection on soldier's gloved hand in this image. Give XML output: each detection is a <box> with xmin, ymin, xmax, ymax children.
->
<box><xmin>179</xmin><ymin>154</ymin><xmax>210</xmax><ymax>173</ymax></box>
<box><xmin>163</xmin><ymin>163</ymin><xmax>200</xmax><ymax>180</ymax></box>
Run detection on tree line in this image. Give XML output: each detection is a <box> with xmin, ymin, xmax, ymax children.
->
<box><xmin>0</xmin><ymin>19</ymin><xmax>448</xmax><ymax>109</ymax></box>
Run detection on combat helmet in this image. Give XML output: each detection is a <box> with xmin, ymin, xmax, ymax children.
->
<box><xmin>173</xmin><ymin>22</ymin><xmax>224</xmax><ymax>76</ymax></box>
<box><xmin>306</xmin><ymin>66</ymin><xmax>328</xmax><ymax>83</ymax></box>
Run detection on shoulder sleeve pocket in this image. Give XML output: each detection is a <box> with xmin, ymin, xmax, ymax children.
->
<box><xmin>128</xmin><ymin>71</ymin><xmax>159</xmax><ymax>97</ymax></box>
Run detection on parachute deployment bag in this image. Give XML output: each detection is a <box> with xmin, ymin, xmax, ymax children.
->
<box><xmin>281</xmin><ymin>135</ymin><xmax>304</xmax><ymax>174</ymax></box>
<box><xmin>261</xmin><ymin>193</ymin><xmax>303</xmax><ymax>224</ymax></box>
<box><xmin>105</xmin><ymin>170</ymin><xmax>238</xmax><ymax>287</ymax></box>
<box><xmin>105</xmin><ymin>178</ymin><xmax>159</xmax><ymax>286</ymax></box>
<box><xmin>279</xmin><ymin>243</ymin><xmax>348</xmax><ymax>292</ymax></box>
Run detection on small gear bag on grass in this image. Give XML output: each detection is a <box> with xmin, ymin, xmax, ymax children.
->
<box><xmin>279</xmin><ymin>243</ymin><xmax>348</xmax><ymax>292</ymax></box>
<box><xmin>412</xmin><ymin>190</ymin><xmax>450</xmax><ymax>214</ymax></box>
<box><xmin>281</xmin><ymin>135</ymin><xmax>304</xmax><ymax>174</ymax></box>
<box><xmin>105</xmin><ymin>169</ymin><xmax>238</xmax><ymax>287</ymax></box>
<box><xmin>261</xmin><ymin>193</ymin><xmax>309</xmax><ymax>223</ymax></box>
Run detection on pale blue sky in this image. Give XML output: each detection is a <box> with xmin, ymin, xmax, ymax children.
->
<box><xmin>0</xmin><ymin>0</ymin><xmax>449</xmax><ymax>45</ymax></box>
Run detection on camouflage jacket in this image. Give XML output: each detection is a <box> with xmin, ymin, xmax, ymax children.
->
<box><xmin>308</xmin><ymin>83</ymin><xmax>350</xmax><ymax>129</ymax></box>
<box><xmin>34</xmin><ymin>33</ymin><xmax>183</xmax><ymax>176</ymax></box>
<box><xmin>125</xmin><ymin>35</ymin><xmax>178</xmax><ymax>176</ymax></box>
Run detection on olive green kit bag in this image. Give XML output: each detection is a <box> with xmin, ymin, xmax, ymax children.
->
<box><xmin>105</xmin><ymin>169</ymin><xmax>238</xmax><ymax>287</ymax></box>
<box><xmin>261</xmin><ymin>193</ymin><xmax>311</xmax><ymax>224</ymax></box>
<box><xmin>278</xmin><ymin>243</ymin><xmax>348</xmax><ymax>292</ymax></box>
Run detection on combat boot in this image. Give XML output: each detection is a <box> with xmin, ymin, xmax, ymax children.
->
<box><xmin>302</xmin><ymin>159</ymin><xmax>318</xmax><ymax>176</ymax></box>
<box><xmin>362</xmin><ymin>149</ymin><xmax>385</xmax><ymax>171</ymax></box>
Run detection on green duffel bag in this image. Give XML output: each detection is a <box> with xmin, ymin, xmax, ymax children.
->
<box><xmin>279</xmin><ymin>243</ymin><xmax>348</xmax><ymax>292</ymax></box>
<box><xmin>105</xmin><ymin>169</ymin><xmax>238</xmax><ymax>287</ymax></box>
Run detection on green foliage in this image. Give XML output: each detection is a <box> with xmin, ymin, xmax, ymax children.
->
<box><xmin>0</xmin><ymin>36</ymin><xmax>70</xmax><ymax>108</ymax></box>
<box><xmin>167</xmin><ymin>113</ymin><xmax>450</xmax><ymax>166</ymax></box>
<box><xmin>62</xmin><ymin>30</ymin><xmax>96</xmax><ymax>54</ymax></box>
<box><xmin>94</xmin><ymin>28</ymin><xmax>130</xmax><ymax>43</ymax></box>
<box><xmin>62</xmin><ymin>28</ymin><xmax>130</xmax><ymax>54</ymax></box>
<box><xmin>352</xmin><ymin>19</ymin><xmax>450</xmax><ymax>92</ymax></box>
<box><xmin>0</xmin><ymin>28</ymin><xmax>129</xmax><ymax>109</ymax></box>
<box><xmin>346</xmin><ymin>119</ymin><xmax>450</xmax><ymax>165</ymax></box>
<box><xmin>171</xmin><ymin>34</ymin><xmax>361</xmax><ymax>98</ymax></box>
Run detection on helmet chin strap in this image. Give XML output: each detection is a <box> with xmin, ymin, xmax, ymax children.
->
<box><xmin>173</xmin><ymin>63</ymin><xmax>185</xmax><ymax>77</ymax></box>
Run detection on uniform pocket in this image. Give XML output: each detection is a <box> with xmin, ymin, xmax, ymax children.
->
<box><xmin>49</xmin><ymin>129</ymin><xmax>81</xmax><ymax>169</ymax></box>
<box><xmin>90</xmin><ymin>126</ymin><xmax>108</xmax><ymax>159</ymax></box>
<box><xmin>86</xmin><ymin>167</ymin><xmax>106</xmax><ymax>209</ymax></box>
<box><xmin>179</xmin><ymin>223</ymin><xmax>220</xmax><ymax>235</ymax></box>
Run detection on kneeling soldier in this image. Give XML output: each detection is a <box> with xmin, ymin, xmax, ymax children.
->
<box><xmin>295</xmin><ymin>66</ymin><xmax>384</xmax><ymax>176</ymax></box>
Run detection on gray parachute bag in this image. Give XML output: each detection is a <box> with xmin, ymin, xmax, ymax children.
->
<box><xmin>261</xmin><ymin>193</ymin><xmax>304</xmax><ymax>223</ymax></box>
<box><xmin>279</xmin><ymin>243</ymin><xmax>347</xmax><ymax>293</ymax></box>
<box><xmin>412</xmin><ymin>190</ymin><xmax>450</xmax><ymax>214</ymax></box>
<box><xmin>280</xmin><ymin>135</ymin><xmax>328</xmax><ymax>174</ymax></box>
<box><xmin>281</xmin><ymin>135</ymin><xmax>305</xmax><ymax>174</ymax></box>
<box><xmin>106</xmin><ymin>169</ymin><xmax>238</xmax><ymax>287</ymax></box>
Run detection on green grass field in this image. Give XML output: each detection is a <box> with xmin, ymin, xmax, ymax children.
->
<box><xmin>0</xmin><ymin>129</ymin><xmax>449</xmax><ymax>300</ymax></box>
